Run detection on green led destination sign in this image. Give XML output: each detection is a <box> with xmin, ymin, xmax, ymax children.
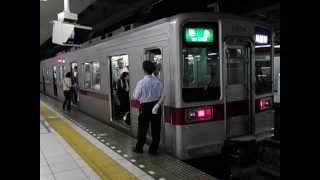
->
<box><xmin>185</xmin><ymin>28</ymin><xmax>214</xmax><ymax>43</ymax></box>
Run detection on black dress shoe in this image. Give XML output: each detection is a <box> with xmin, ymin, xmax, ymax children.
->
<box><xmin>133</xmin><ymin>148</ymin><xmax>143</xmax><ymax>153</ymax></box>
<box><xmin>148</xmin><ymin>150</ymin><xmax>158</xmax><ymax>156</ymax></box>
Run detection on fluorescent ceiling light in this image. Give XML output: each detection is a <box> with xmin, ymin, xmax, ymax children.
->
<box><xmin>275</xmin><ymin>45</ymin><xmax>280</xmax><ymax>48</ymax></box>
<box><xmin>255</xmin><ymin>45</ymin><xmax>271</xmax><ymax>48</ymax></box>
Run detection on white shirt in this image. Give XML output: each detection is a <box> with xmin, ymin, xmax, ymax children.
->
<box><xmin>133</xmin><ymin>75</ymin><xmax>163</xmax><ymax>103</ymax></box>
<box><xmin>63</xmin><ymin>77</ymin><xmax>72</xmax><ymax>91</ymax></box>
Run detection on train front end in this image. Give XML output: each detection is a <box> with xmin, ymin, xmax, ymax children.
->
<box><xmin>164</xmin><ymin>13</ymin><xmax>274</xmax><ymax>160</ymax></box>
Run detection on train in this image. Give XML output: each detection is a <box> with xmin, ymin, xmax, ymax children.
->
<box><xmin>40</xmin><ymin>13</ymin><xmax>275</xmax><ymax>160</ymax></box>
<box><xmin>273</xmin><ymin>55</ymin><xmax>280</xmax><ymax>104</ymax></box>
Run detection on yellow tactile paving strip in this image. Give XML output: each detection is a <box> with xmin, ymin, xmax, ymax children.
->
<box><xmin>40</xmin><ymin>101</ymin><xmax>137</xmax><ymax>180</ymax></box>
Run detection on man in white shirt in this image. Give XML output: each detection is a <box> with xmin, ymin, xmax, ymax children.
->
<box><xmin>132</xmin><ymin>61</ymin><xmax>163</xmax><ymax>155</ymax></box>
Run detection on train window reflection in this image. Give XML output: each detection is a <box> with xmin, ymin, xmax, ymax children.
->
<box><xmin>182</xmin><ymin>47</ymin><xmax>220</xmax><ymax>101</ymax></box>
<box><xmin>255</xmin><ymin>47</ymin><xmax>272</xmax><ymax>94</ymax></box>
<box><xmin>145</xmin><ymin>49</ymin><xmax>162</xmax><ymax>78</ymax></box>
<box><xmin>227</xmin><ymin>48</ymin><xmax>247</xmax><ymax>84</ymax></box>
<box><xmin>93</xmin><ymin>62</ymin><xmax>101</xmax><ymax>90</ymax></box>
<box><xmin>84</xmin><ymin>63</ymin><xmax>92</xmax><ymax>89</ymax></box>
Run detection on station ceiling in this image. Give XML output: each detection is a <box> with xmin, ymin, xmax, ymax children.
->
<box><xmin>40</xmin><ymin>0</ymin><xmax>280</xmax><ymax>60</ymax></box>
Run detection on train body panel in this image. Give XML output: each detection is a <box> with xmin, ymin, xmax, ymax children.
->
<box><xmin>40</xmin><ymin>13</ymin><xmax>275</xmax><ymax>160</ymax></box>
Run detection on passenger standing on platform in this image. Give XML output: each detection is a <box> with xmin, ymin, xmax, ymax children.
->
<box><xmin>132</xmin><ymin>61</ymin><xmax>164</xmax><ymax>155</ymax></box>
<box><xmin>63</xmin><ymin>72</ymin><xmax>72</xmax><ymax>112</ymax></box>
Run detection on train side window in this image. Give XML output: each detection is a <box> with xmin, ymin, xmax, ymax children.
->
<box><xmin>92</xmin><ymin>62</ymin><xmax>101</xmax><ymax>90</ymax></box>
<box><xmin>46</xmin><ymin>67</ymin><xmax>49</xmax><ymax>80</ymax></box>
<box><xmin>226</xmin><ymin>48</ymin><xmax>247</xmax><ymax>84</ymax></box>
<box><xmin>255</xmin><ymin>28</ymin><xmax>272</xmax><ymax>95</ymax></box>
<box><xmin>59</xmin><ymin>65</ymin><xmax>63</xmax><ymax>82</ymax></box>
<box><xmin>53</xmin><ymin>66</ymin><xmax>57</xmax><ymax>79</ymax></box>
<box><xmin>42</xmin><ymin>68</ymin><xmax>46</xmax><ymax>80</ymax></box>
<box><xmin>84</xmin><ymin>63</ymin><xmax>92</xmax><ymax>89</ymax></box>
<box><xmin>255</xmin><ymin>49</ymin><xmax>272</xmax><ymax>94</ymax></box>
<box><xmin>48</xmin><ymin>67</ymin><xmax>51</xmax><ymax>81</ymax></box>
<box><xmin>145</xmin><ymin>49</ymin><xmax>162</xmax><ymax>78</ymax></box>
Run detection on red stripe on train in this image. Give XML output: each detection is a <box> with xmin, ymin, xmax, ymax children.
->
<box><xmin>80</xmin><ymin>91</ymin><xmax>250</xmax><ymax>125</ymax></box>
<box><xmin>79</xmin><ymin>90</ymin><xmax>109</xmax><ymax>100</ymax></box>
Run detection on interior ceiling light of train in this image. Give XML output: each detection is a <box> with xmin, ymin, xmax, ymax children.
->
<box><xmin>40</xmin><ymin>0</ymin><xmax>280</xmax><ymax>61</ymax></box>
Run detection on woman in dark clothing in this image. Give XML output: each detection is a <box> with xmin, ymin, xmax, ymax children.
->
<box><xmin>116</xmin><ymin>72</ymin><xmax>130</xmax><ymax>121</ymax></box>
<box><xmin>63</xmin><ymin>72</ymin><xmax>72</xmax><ymax>112</ymax></box>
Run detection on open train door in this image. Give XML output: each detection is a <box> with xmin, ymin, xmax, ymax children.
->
<box><xmin>52</xmin><ymin>66</ymin><xmax>58</xmax><ymax>97</ymax></box>
<box><xmin>224</xmin><ymin>37</ymin><xmax>254</xmax><ymax>139</ymax></box>
<box><xmin>42</xmin><ymin>68</ymin><xmax>47</xmax><ymax>95</ymax></box>
<box><xmin>70</xmin><ymin>62</ymin><xmax>80</xmax><ymax>108</ymax></box>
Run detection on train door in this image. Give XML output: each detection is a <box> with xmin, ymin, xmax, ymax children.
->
<box><xmin>109</xmin><ymin>54</ymin><xmax>131</xmax><ymax>129</ymax></box>
<box><xmin>59</xmin><ymin>65</ymin><xmax>65</xmax><ymax>96</ymax></box>
<box><xmin>52</xmin><ymin>66</ymin><xmax>58</xmax><ymax>97</ymax></box>
<box><xmin>70</xmin><ymin>63</ymin><xmax>80</xmax><ymax>106</ymax></box>
<box><xmin>225</xmin><ymin>42</ymin><xmax>253</xmax><ymax>138</ymax></box>
<box><xmin>42</xmin><ymin>68</ymin><xmax>46</xmax><ymax>95</ymax></box>
<box><xmin>144</xmin><ymin>48</ymin><xmax>165</xmax><ymax>145</ymax></box>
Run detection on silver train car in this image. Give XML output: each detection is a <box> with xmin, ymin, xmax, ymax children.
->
<box><xmin>40</xmin><ymin>13</ymin><xmax>275</xmax><ymax>160</ymax></box>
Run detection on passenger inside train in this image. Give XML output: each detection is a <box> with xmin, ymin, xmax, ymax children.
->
<box><xmin>110</xmin><ymin>56</ymin><xmax>131</xmax><ymax>127</ymax></box>
<box><xmin>116</xmin><ymin>72</ymin><xmax>130</xmax><ymax>125</ymax></box>
<box><xmin>71</xmin><ymin>65</ymin><xmax>79</xmax><ymax>105</ymax></box>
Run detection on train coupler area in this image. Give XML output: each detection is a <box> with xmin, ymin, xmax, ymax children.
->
<box><xmin>257</xmin><ymin>139</ymin><xmax>280</xmax><ymax>178</ymax></box>
<box><xmin>222</xmin><ymin>138</ymin><xmax>258</xmax><ymax>165</ymax></box>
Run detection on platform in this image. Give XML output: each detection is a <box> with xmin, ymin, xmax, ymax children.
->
<box><xmin>40</xmin><ymin>115</ymin><xmax>102</xmax><ymax>180</ymax></box>
<box><xmin>40</xmin><ymin>94</ymin><xmax>218</xmax><ymax>180</ymax></box>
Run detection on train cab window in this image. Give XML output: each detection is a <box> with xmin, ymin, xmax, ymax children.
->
<box><xmin>182</xmin><ymin>22</ymin><xmax>220</xmax><ymax>102</ymax></box>
<box><xmin>93</xmin><ymin>62</ymin><xmax>101</xmax><ymax>90</ymax></box>
<box><xmin>255</xmin><ymin>29</ymin><xmax>273</xmax><ymax>95</ymax></box>
<box><xmin>84</xmin><ymin>63</ymin><xmax>92</xmax><ymax>89</ymax></box>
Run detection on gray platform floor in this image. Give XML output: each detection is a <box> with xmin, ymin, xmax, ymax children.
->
<box><xmin>40</xmin><ymin>94</ymin><xmax>218</xmax><ymax>180</ymax></box>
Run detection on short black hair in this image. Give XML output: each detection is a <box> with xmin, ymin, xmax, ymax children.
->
<box><xmin>142</xmin><ymin>61</ymin><xmax>155</xmax><ymax>75</ymax></box>
<box><xmin>120</xmin><ymin>72</ymin><xmax>129</xmax><ymax>79</ymax></box>
<box><xmin>66</xmin><ymin>72</ymin><xmax>71</xmax><ymax>77</ymax></box>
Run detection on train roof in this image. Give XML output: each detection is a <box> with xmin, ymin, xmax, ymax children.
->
<box><xmin>41</xmin><ymin>12</ymin><xmax>272</xmax><ymax>63</ymax></box>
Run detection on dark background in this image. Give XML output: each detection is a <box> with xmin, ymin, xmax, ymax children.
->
<box><xmin>0</xmin><ymin>0</ymin><xmax>316</xmax><ymax>179</ymax></box>
<box><xmin>40</xmin><ymin>0</ymin><xmax>280</xmax><ymax>61</ymax></box>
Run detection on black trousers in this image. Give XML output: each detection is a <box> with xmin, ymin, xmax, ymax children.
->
<box><xmin>136</xmin><ymin>101</ymin><xmax>161</xmax><ymax>153</ymax></box>
<box><xmin>63</xmin><ymin>90</ymin><xmax>72</xmax><ymax>111</ymax></box>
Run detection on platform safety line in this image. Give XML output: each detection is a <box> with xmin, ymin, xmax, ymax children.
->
<box><xmin>40</xmin><ymin>101</ymin><xmax>137</xmax><ymax>180</ymax></box>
